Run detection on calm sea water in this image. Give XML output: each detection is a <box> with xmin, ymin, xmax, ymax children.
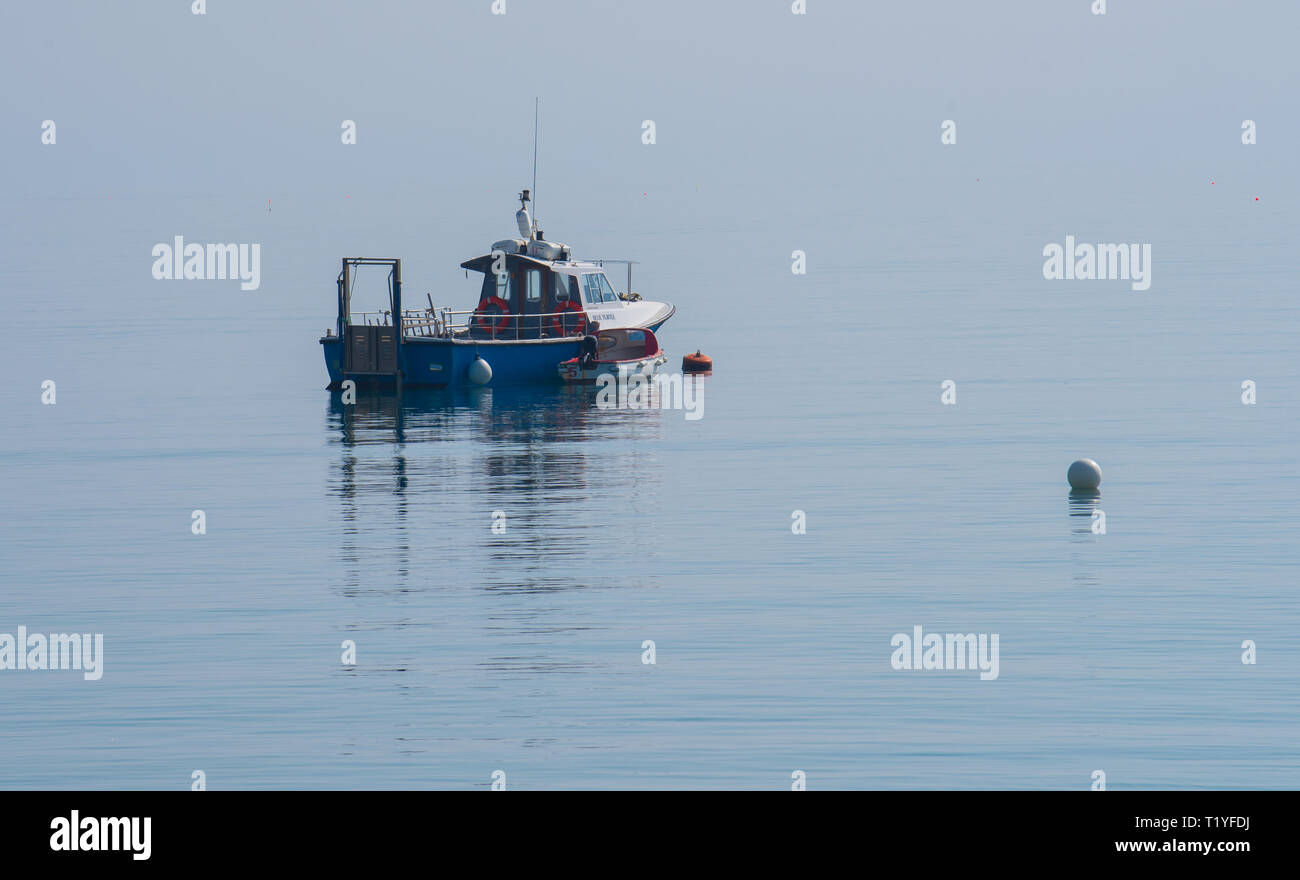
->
<box><xmin>1</xmin><ymin>165</ymin><xmax>1296</xmax><ymax>789</ymax></box>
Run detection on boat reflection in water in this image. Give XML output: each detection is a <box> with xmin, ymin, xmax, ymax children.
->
<box><xmin>325</xmin><ymin>386</ymin><xmax>668</xmax><ymax>599</ymax></box>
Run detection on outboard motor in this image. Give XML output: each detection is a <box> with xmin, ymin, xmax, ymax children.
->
<box><xmin>579</xmin><ymin>334</ymin><xmax>599</xmax><ymax>369</ymax></box>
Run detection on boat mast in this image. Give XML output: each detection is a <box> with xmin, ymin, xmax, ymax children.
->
<box><xmin>531</xmin><ymin>97</ymin><xmax>539</xmax><ymax>238</ymax></box>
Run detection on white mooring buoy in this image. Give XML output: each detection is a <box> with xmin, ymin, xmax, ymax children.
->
<box><xmin>468</xmin><ymin>356</ymin><xmax>492</xmax><ymax>386</ymax></box>
<box><xmin>1067</xmin><ymin>458</ymin><xmax>1102</xmax><ymax>491</ymax></box>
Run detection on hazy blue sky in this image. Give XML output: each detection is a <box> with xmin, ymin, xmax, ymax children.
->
<box><xmin>7</xmin><ymin>1</ymin><xmax>1296</xmax><ymax>196</ymax></box>
<box><xmin>4</xmin><ymin>1</ymin><xmax>1296</xmax><ymax>297</ymax></box>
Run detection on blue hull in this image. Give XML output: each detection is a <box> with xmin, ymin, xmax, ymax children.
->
<box><xmin>323</xmin><ymin>316</ymin><xmax>671</xmax><ymax>389</ymax></box>
<box><xmin>322</xmin><ymin>335</ymin><xmax>584</xmax><ymax>388</ymax></box>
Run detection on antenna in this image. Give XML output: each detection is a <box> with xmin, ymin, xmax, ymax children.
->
<box><xmin>531</xmin><ymin>97</ymin><xmax>539</xmax><ymax>234</ymax></box>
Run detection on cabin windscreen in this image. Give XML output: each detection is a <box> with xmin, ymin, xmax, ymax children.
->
<box><xmin>581</xmin><ymin>272</ymin><xmax>620</xmax><ymax>305</ymax></box>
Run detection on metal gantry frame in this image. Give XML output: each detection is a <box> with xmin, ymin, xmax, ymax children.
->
<box><xmin>338</xmin><ymin>257</ymin><xmax>402</xmax><ymax>335</ymax></box>
<box><xmin>338</xmin><ymin>258</ymin><xmax>403</xmax><ymax>382</ymax></box>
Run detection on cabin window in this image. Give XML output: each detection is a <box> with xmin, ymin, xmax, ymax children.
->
<box><xmin>486</xmin><ymin>269</ymin><xmax>513</xmax><ymax>303</ymax></box>
<box><xmin>525</xmin><ymin>269</ymin><xmax>542</xmax><ymax>302</ymax></box>
<box><xmin>552</xmin><ymin>272</ymin><xmax>575</xmax><ymax>302</ymax></box>
<box><xmin>596</xmin><ymin>273</ymin><xmax>619</xmax><ymax>303</ymax></box>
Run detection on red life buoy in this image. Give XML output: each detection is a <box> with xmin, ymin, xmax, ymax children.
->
<box><xmin>473</xmin><ymin>296</ymin><xmax>512</xmax><ymax>333</ymax></box>
<box><xmin>551</xmin><ymin>300</ymin><xmax>587</xmax><ymax>337</ymax></box>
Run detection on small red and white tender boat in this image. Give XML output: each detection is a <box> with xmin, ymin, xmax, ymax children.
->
<box><xmin>558</xmin><ymin>328</ymin><xmax>668</xmax><ymax>384</ymax></box>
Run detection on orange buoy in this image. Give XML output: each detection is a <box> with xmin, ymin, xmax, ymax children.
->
<box><xmin>682</xmin><ymin>349</ymin><xmax>712</xmax><ymax>373</ymax></box>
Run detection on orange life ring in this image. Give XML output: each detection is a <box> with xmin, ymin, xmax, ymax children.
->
<box><xmin>551</xmin><ymin>300</ymin><xmax>587</xmax><ymax>337</ymax></box>
<box><xmin>473</xmin><ymin>296</ymin><xmax>512</xmax><ymax>332</ymax></box>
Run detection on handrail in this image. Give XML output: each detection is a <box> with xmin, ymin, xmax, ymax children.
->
<box><xmin>347</xmin><ymin>305</ymin><xmax>602</xmax><ymax>339</ymax></box>
<box><xmin>590</xmin><ymin>259</ymin><xmax>638</xmax><ymax>294</ymax></box>
<box><xmin>346</xmin><ymin>310</ymin><xmax>392</xmax><ymax>326</ymax></box>
<box><xmin>357</xmin><ymin>306</ymin><xmax>596</xmax><ymax>340</ymax></box>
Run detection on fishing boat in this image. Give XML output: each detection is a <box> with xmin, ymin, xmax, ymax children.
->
<box><xmin>320</xmin><ymin>189</ymin><xmax>675</xmax><ymax>389</ymax></box>
<box><xmin>557</xmin><ymin>327</ymin><xmax>668</xmax><ymax>384</ymax></box>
